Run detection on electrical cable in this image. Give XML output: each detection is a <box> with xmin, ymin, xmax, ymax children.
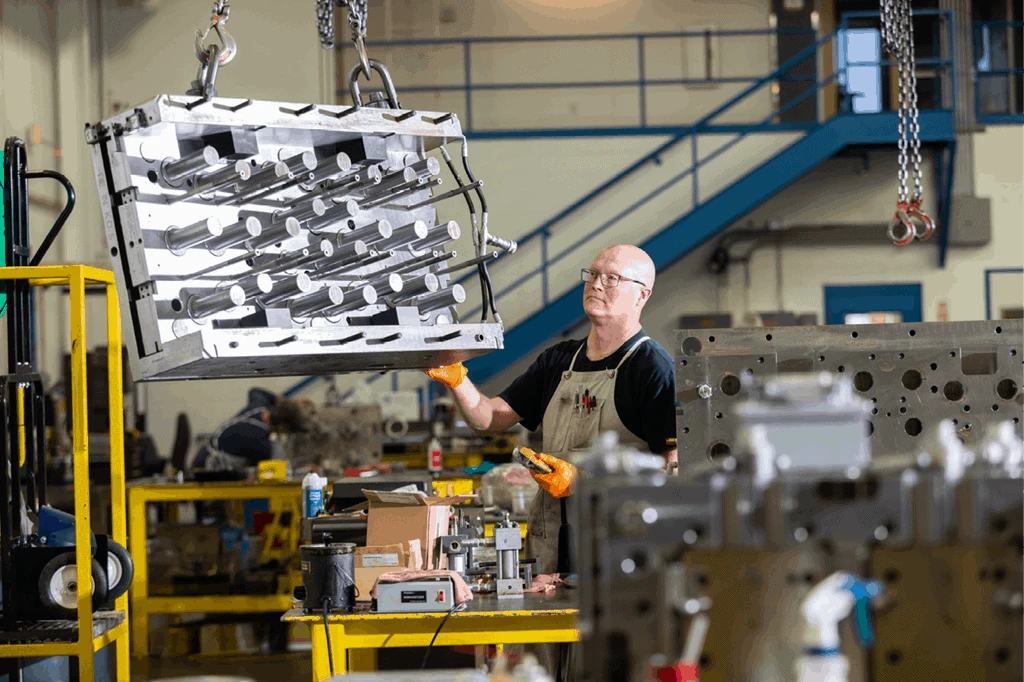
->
<box><xmin>459</xmin><ymin>148</ymin><xmax>500</xmax><ymax>323</ymax></box>
<box><xmin>323</xmin><ymin>599</ymin><xmax>335</xmax><ymax>677</ymax></box>
<box><xmin>439</xmin><ymin>146</ymin><xmax>489</xmax><ymax>323</ymax></box>
<box><xmin>420</xmin><ymin>601</ymin><xmax>467</xmax><ymax>669</ymax></box>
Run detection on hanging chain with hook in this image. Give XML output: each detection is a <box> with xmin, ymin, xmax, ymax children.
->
<box><xmin>879</xmin><ymin>0</ymin><xmax>933</xmax><ymax>244</ymax></box>
<box><xmin>317</xmin><ymin>0</ymin><xmax>371</xmax><ymax>77</ymax></box>
<box><xmin>187</xmin><ymin>0</ymin><xmax>238</xmax><ymax>99</ymax></box>
<box><xmin>316</xmin><ymin>0</ymin><xmax>403</xmax><ymax>109</ymax></box>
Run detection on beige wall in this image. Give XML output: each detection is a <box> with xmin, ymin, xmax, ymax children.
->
<box><xmin>361</xmin><ymin>0</ymin><xmax>776</xmax><ymax>131</ymax></box>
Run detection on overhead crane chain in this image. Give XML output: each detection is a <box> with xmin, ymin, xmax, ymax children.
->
<box><xmin>879</xmin><ymin>0</ymin><xmax>933</xmax><ymax>245</ymax></box>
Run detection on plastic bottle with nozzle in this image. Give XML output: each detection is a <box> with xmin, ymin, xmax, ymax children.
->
<box><xmin>796</xmin><ymin>572</ymin><xmax>882</xmax><ymax>682</ymax></box>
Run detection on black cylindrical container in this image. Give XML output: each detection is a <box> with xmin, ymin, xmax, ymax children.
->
<box><xmin>300</xmin><ymin>543</ymin><xmax>356</xmax><ymax>613</ymax></box>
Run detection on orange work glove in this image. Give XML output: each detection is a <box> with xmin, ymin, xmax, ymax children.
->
<box><xmin>425</xmin><ymin>362</ymin><xmax>468</xmax><ymax>389</ymax></box>
<box><xmin>525</xmin><ymin>449</ymin><xmax>578</xmax><ymax>499</ymax></box>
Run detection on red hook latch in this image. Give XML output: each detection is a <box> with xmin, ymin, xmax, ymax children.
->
<box><xmin>887</xmin><ymin>202</ymin><xmax>915</xmax><ymax>246</ymax></box>
<box><xmin>906</xmin><ymin>200</ymin><xmax>934</xmax><ymax>242</ymax></box>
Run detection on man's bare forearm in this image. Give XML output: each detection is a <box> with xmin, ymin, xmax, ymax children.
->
<box><xmin>450</xmin><ymin>378</ymin><xmax>497</xmax><ymax>433</ymax></box>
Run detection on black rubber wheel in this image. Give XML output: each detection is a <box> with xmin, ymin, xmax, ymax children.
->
<box><xmin>104</xmin><ymin>540</ymin><xmax>134</xmax><ymax>601</ymax></box>
<box><xmin>37</xmin><ymin>552</ymin><xmax>109</xmax><ymax>619</ymax></box>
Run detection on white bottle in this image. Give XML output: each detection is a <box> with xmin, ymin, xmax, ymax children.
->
<box><xmin>302</xmin><ymin>472</ymin><xmax>326</xmax><ymax>518</ymax></box>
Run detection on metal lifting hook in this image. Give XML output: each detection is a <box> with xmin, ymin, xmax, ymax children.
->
<box><xmin>887</xmin><ymin>203</ymin><xmax>915</xmax><ymax>246</ymax></box>
<box><xmin>195</xmin><ymin>1</ymin><xmax>237</xmax><ymax>66</ymax></box>
<box><xmin>906</xmin><ymin>200</ymin><xmax>934</xmax><ymax>241</ymax></box>
<box><xmin>888</xmin><ymin>200</ymin><xmax>934</xmax><ymax>246</ymax></box>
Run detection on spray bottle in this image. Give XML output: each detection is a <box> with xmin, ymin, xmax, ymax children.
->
<box><xmin>301</xmin><ymin>471</ymin><xmax>327</xmax><ymax>518</ymax></box>
<box><xmin>796</xmin><ymin>571</ymin><xmax>882</xmax><ymax>682</ymax></box>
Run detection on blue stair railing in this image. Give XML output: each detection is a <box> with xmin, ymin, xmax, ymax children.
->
<box><xmin>973</xmin><ymin>21</ymin><xmax>1024</xmax><ymax>124</ymax></box>
<box><xmin>293</xmin><ymin>11</ymin><xmax>954</xmax><ymax>402</ymax></box>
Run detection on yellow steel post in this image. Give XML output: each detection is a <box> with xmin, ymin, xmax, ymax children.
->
<box><xmin>127</xmin><ymin>487</ymin><xmax>150</xmax><ymax>658</ymax></box>
<box><xmin>16</xmin><ymin>386</ymin><xmax>25</xmax><ymax>467</ymax></box>
<box><xmin>310</xmin><ymin>623</ymin><xmax>348</xmax><ymax>681</ymax></box>
<box><xmin>106</xmin><ymin>282</ymin><xmax>130</xmax><ymax>679</ymax></box>
<box><xmin>69</xmin><ymin>267</ymin><xmax>95</xmax><ymax>680</ymax></box>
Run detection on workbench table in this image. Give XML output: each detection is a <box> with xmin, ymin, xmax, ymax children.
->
<box><xmin>282</xmin><ymin>591</ymin><xmax>579</xmax><ymax>680</ymax></box>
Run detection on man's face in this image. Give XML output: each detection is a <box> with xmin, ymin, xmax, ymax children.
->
<box><xmin>582</xmin><ymin>250</ymin><xmax>650</xmax><ymax>322</ymax></box>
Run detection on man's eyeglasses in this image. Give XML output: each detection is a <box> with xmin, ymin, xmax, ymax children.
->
<box><xmin>581</xmin><ymin>268</ymin><xmax>648</xmax><ymax>289</ymax></box>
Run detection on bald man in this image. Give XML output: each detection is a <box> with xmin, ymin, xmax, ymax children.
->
<box><xmin>427</xmin><ymin>244</ymin><xmax>678</xmax><ymax>575</ymax></box>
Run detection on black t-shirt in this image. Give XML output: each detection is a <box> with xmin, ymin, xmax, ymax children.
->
<box><xmin>498</xmin><ymin>329</ymin><xmax>676</xmax><ymax>454</ymax></box>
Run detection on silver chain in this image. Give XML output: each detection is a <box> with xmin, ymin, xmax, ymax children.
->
<box><xmin>317</xmin><ymin>0</ymin><xmax>368</xmax><ymax>50</ymax></box>
<box><xmin>880</xmin><ymin>0</ymin><xmax>923</xmax><ymax>207</ymax></box>
<box><xmin>903</xmin><ymin>0</ymin><xmax>923</xmax><ymax>203</ymax></box>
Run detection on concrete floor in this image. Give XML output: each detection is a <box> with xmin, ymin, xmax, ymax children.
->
<box><xmin>131</xmin><ymin>653</ymin><xmax>313</xmax><ymax>681</ymax></box>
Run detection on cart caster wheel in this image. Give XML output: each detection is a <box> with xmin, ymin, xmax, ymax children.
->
<box><xmin>104</xmin><ymin>540</ymin><xmax>134</xmax><ymax>601</ymax></box>
<box><xmin>38</xmin><ymin>552</ymin><xmax>108</xmax><ymax>619</ymax></box>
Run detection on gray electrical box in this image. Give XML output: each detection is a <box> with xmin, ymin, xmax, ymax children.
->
<box><xmin>376</xmin><ymin>577</ymin><xmax>456</xmax><ymax>613</ymax></box>
<box><xmin>947</xmin><ymin>195</ymin><xmax>992</xmax><ymax>246</ymax></box>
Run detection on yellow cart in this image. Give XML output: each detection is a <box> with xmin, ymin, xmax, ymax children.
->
<box><xmin>282</xmin><ymin>592</ymin><xmax>578</xmax><ymax>681</ymax></box>
<box><xmin>0</xmin><ymin>266</ymin><xmax>130</xmax><ymax>680</ymax></box>
<box><xmin>126</xmin><ymin>480</ymin><xmax>302</xmax><ymax>657</ymax></box>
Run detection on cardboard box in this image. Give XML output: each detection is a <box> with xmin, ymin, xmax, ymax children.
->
<box><xmin>363</xmin><ymin>490</ymin><xmax>472</xmax><ymax>570</ymax></box>
<box><xmin>354</xmin><ymin>543</ymin><xmax>407</xmax><ymax>602</ymax></box>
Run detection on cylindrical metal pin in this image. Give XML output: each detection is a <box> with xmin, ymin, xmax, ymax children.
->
<box><xmin>225</xmin><ymin>162</ymin><xmax>292</xmax><ymax>204</ymax></box>
<box><xmin>200</xmin><ymin>160</ymin><xmax>253</xmax><ymax>188</ymax></box>
<box><xmin>415</xmin><ymin>284</ymin><xmax>466</xmax><ymax>313</ymax></box>
<box><xmin>364</xmin><ymin>273</ymin><xmax>403</xmax><ymax>296</ymax></box>
<box><xmin>365</xmin><ymin>167</ymin><xmax>417</xmax><ymax>198</ymax></box>
<box><xmin>341</xmin><ymin>220</ymin><xmax>391</xmax><ymax>246</ymax></box>
<box><xmin>188</xmin><ymin>284</ymin><xmax>246</xmax><ymax>320</ymax></box>
<box><xmin>378</xmin><ymin>220</ymin><xmax>429</xmax><ymax>251</ymax></box>
<box><xmin>236</xmin><ymin>272</ymin><xmax>274</xmax><ymax>298</ymax></box>
<box><xmin>307</xmin><ymin>153</ymin><xmax>353</xmax><ymax>184</ymax></box>
<box><xmin>284</xmin><ymin>239</ymin><xmax>334</xmax><ymax>273</ymax></box>
<box><xmin>327</xmin><ymin>285</ymin><xmax>377</xmax><ymax>315</ymax></box>
<box><xmin>277</xmin><ymin>198</ymin><xmax>327</xmax><ymax>225</ymax></box>
<box><xmin>316</xmin><ymin>242</ymin><xmax>372</xmax><ymax>277</ymax></box>
<box><xmin>395</xmin><ymin>273</ymin><xmax>439</xmax><ymax>300</ymax></box>
<box><xmin>162</xmin><ymin>146</ymin><xmax>220</xmax><ymax>183</ymax></box>
<box><xmin>408</xmin><ymin>157</ymin><xmax>440</xmax><ymax>178</ymax></box>
<box><xmin>165</xmin><ymin>217</ymin><xmax>223</xmax><ymax>255</ymax></box>
<box><xmin>290</xmin><ymin>285</ymin><xmax>345</xmax><ymax>319</ymax></box>
<box><xmin>251</xmin><ymin>216</ymin><xmax>301</xmax><ymax>249</ymax></box>
<box><xmin>284</xmin><ymin>151</ymin><xmax>318</xmax><ymax>174</ymax></box>
<box><xmin>260</xmin><ymin>272</ymin><xmax>314</xmax><ymax>306</ymax></box>
<box><xmin>207</xmin><ymin>216</ymin><xmax>262</xmax><ymax>253</ymax></box>
<box><xmin>306</xmin><ymin>199</ymin><xmax>361</xmax><ymax>234</ymax></box>
<box><xmin>416</xmin><ymin>221</ymin><xmax>460</xmax><ymax>252</ymax></box>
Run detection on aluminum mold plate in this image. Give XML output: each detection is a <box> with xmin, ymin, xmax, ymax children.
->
<box><xmin>674</xmin><ymin>321</ymin><xmax>1023</xmax><ymax>468</ymax></box>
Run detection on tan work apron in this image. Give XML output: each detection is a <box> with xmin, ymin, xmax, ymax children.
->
<box><xmin>525</xmin><ymin>335</ymin><xmax>650</xmax><ymax>574</ymax></box>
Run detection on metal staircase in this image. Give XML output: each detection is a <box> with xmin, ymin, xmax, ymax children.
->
<box><xmin>309</xmin><ymin>12</ymin><xmax>957</xmax><ymax>402</ymax></box>
<box><xmin>465</xmin><ymin>109</ymin><xmax>954</xmax><ymax>386</ymax></box>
